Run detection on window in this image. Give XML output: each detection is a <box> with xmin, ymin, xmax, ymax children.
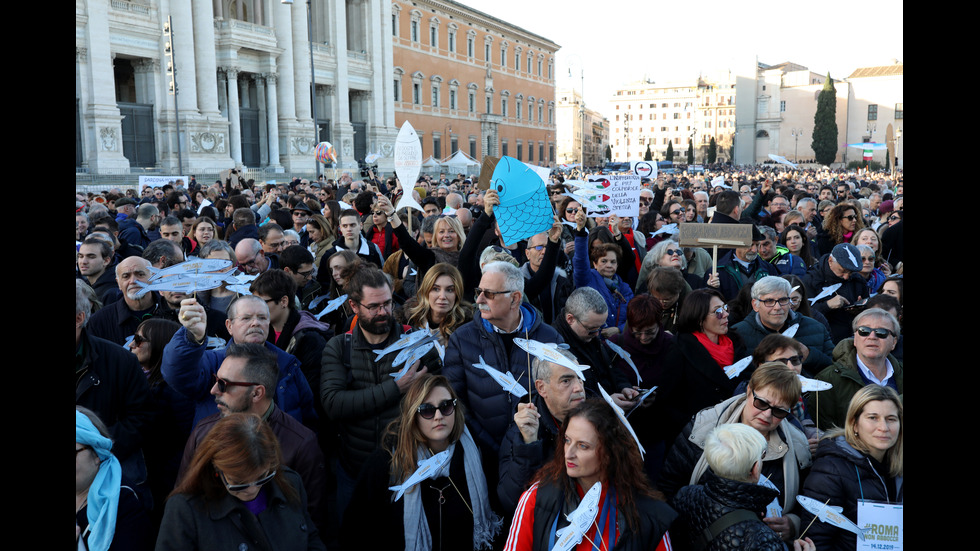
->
<box><xmin>448</xmin><ymin>27</ymin><xmax>456</xmax><ymax>52</ymax></box>
<box><xmin>500</xmin><ymin>45</ymin><xmax>506</xmax><ymax>67</ymax></box>
<box><xmin>780</xmin><ymin>100</ymin><xmax>786</xmax><ymax>112</ymax></box>
<box><xmin>868</xmin><ymin>104</ymin><xmax>878</xmax><ymax>121</ymax></box>
<box><xmin>673</xmin><ymin>113</ymin><xmax>680</xmax><ymax>119</ymax></box>
<box><xmin>450</xmin><ymin>136</ymin><xmax>458</xmax><ymax>154</ymax></box>
<box><xmin>517</xmin><ymin>142</ymin><xmax>523</xmax><ymax>161</ymax></box>
<box><xmin>433</xmin><ymin>136</ymin><xmax>441</xmax><ymax>159</ymax></box>
<box><xmin>467</xmin><ymin>35</ymin><xmax>475</xmax><ymax>57</ymax></box>
<box><xmin>538</xmin><ymin>103</ymin><xmax>543</xmax><ymax>123</ymax></box>
<box><xmin>539</xmin><ymin>143</ymin><xmax>545</xmax><ymax>162</ymax></box>
<box><xmin>502</xmin><ymin>141</ymin><xmax>508</xmax><ymax>157</ymax></box>
<box><xmin>516</xmin><ymin>100</ymin><xmax>522</xmax><ymax>120</ymax></box>
<box><xmin>449</xmin><ymin>89</ymin><xmax>457</xmax><ymax>110</ymax></box>
<box><xmin>485</xmin><ymin>43</ymin><xmax>491</xmax><ymax>62</ymax></box>
<box><xmin>486</xmin><ymin>94</ymin><xmax>492</xmax><ymax>114</ymax></box>
<box><xmin>468</xmin><ymin>90</ymin><xmax>476</xmax><ymax>112</ymax></box>
<box><xmin>413</xmin><ymin>83</ymin><xmax>421</xmax><ymax>104</ymax></box>
<box><xmin>392</xmin><ymin>13</ymin><xmax>398</xmax><ymax>36</ymax></box>
<box><xmin>527</xmin><ymin>53</ymin><xmax>532</xmax><ymax>73</ymax></box>
<box><xmin>662</xmin><ymin>103</ymin><xmax>668</xmax><ymax>108</ymax></box>
<box><xmin>639</xmin><ymin>114</ymin><xmax>643</xmax><ymax>120</ymax></box>
<box><xmin>548</xmin><ymin>60</ymin><xmax>553</xmax><ymax>79</ymax></box>
<box><xmin>537</xmin><ymin>57</ymin><xmax>542</xmax><ymax>76</ymax></box>
<box><xmin>431</xmin><ymin>85</ymin><xmax>439</xmax><ymax>107</ymax></box>
<box><xmin>528</xmin><ymin>141</ymin><xmax>534</xmax><ymax>161</ymax></box>
<box><xmin>393</xmin><ymin>79</ymin><xmax>401</xmax><ymax>102</ymax></box>
<box><xmin>501</xmin><ymin>97</ymin><xmax>508</xmax><ymax>117</ymax></box>
<box><xmin>616</xmin><ymin>115</ymin><xmax>619</xmax><ymax>121</ymax></box>
<box><xmin>410</xmin><ymin>20</ymin><xmax>419</xmax><ymax>42</ymax></box>
<box><xmin>548</xmin><ymin>105</ymin><xmax>553</xmax><ymax>125</ymax></box>
<box><xmin>430</xmin><ymin>26</ymin><xmax>437</xmax><ymax>47</ymax></box>
<box><xmin>470</xmin><ymin>138</ymin><xmax>477</xmax><ymax>158</ymax></box>
<box><xmin>895</xmin><ymin>103</ymin><xmax>903</xmax><ymax>119</ymax></box>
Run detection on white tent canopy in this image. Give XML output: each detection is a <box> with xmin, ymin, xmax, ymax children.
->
<box><xmin>441</xmin><ymin>150</ymin><xmax>480</xmax><ymax>172</ymax></box>
<box><xmin>421</xmin><ymin>155</ymin><xmax>441</xmax><ymax>167</ymax></box>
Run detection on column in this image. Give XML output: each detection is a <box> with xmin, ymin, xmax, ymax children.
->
<box><xmin>255</xmin><ymin>74</ymin><xmax>269</xmax><ymax>166</ymax></box>
<box><xmin>192</xmin><ymin>0</ymin><xmax>220</xmax><ymax>116</ymax></box>
<box><xmin>216</xmin><ymin>70</ymin><xmax>228</xmax><ymax>115</ymax></box>
<box><xmin>81</xmin><ymin>0</ymin><xmax>129</xmax><ymax>171</ymax></box>
<box><xmin>170</xmin><ymin>0</ymin><xmax>200</xmax><ymax>112</ymax></box>
<box><xmin>266</xmin><ymin>73</ymin><xmax>282</xmax><ymax>168</ymax></box>
<box><xmin>292</xmin><ymin>0</ymin><xmax>311</xmax><ymax>121</ymax></box>
<box><xmin>226</xmin><ymin>67</ymin><xmax>242</xmax><ymax>165</ymax></box>
<box><xmin>331</xmin><ymin>0</ymin><xmax>353</xmax><ymax>166</ymax></box>
<box><xmin>273</xmin><ymin>1</ymin><xmax>297</xmax><ymax>121</ymax></box>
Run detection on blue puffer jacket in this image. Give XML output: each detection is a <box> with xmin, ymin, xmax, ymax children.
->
<box><xmin>162</xmin><ymin>327</ymin><xmax>317</xmax><ymax>429</ymax></box>
<box><xmin>572</xmin><ymin>232</ymin><xmax>633</xmax><ymax>331</ymax></box>
<box><xmin>443</xmin><ymin>304</ymin><xmax>562</xmax><ymax>455</ymax></box>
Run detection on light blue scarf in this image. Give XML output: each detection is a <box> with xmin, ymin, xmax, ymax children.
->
<box><xmin>76</xmin><ymin>410</ymin><xmax>122</xmax><ymax>551</ymax></box>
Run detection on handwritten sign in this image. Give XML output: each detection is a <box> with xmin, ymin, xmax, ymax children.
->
<box><xmin>678</xmin><ymin>223</ymin><xmax>753</xmax><ymax>248</ymax></box>
<box><xmin>584</xmin><ymin>175</ymin><xmax>640</xmax><ymax>218</ymax></box>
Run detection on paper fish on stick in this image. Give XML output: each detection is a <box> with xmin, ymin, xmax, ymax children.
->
<box><xmin>472</xmin><ymin>355</ymin><xmax>528</xmax><ymax>398</ymax></box>
<box><xmin>147</xmin><ymin>259</ymin><xmax>234</xmax><ymax>282</ymax></box>
<box><xmin>799</xmin><ymin>375</ymin><xmax>833</xmax><ymax>392</ymax></box>
<box><xmin>604</xmin><ymin>339</ymin><xmax>641</xmax><ymax>383</ymax></box>
<box><xmin>490</xmin><ymin>156</ymin><xmax>554</xmax><ymax>246</ymax></box>
<box><xmin>597</xmin><ymin>384</ymin><xmax>645</xmax><ymax>457</ymax></box>
<box><xmin>649</xmin><ymin>223</ymin><xmax>679</xmax><ymax>238</ymax></box>
<box><xmin>313</xmin><ymin>295</ymin><xmax>349</xmax><ymax>320</ymax></box>
<box><xmin>797</xmin><ymin>495</ymin><xmax>868</xmax><ymax>541</ymax></box>
<box><xmin>391</xmin><ymin>341</ymin><xmax>436</xmax><ymax>377</ymax></box>
<box><xmin>809</xmin><ymin>283</ymin><xmax>842</xmax><ymax>305</ymax></box>
<box><xmin>132</xmin><ymin>274</ymin><xmax>227</xmax><ymax>298</ymax></box>
<box><xmin>374</xmin><ymin>329</ymin><xmax>434</xmax><ymax>362</ymax></box>
<box><xmin>781</xmin><ymin>323</ymin><xmax>799</xmax><ymax>338</ymax></box>
<box><xmin>552</xmin><ymin>482</ymin><xmax>603</xmax><ymax>551</ymax></box>
<box><xmin>514</xmin><ymin>338</ymin><xmax>589</xmax><ymax>381</ymax></box>
<box><xmin>388</xmin><ymin>448</ymin><xmax>453</xmax><ymax>501</ymax></box>
<box><xmin>724</xmin><ymin>356</ymin><xmax>753</xmax><ymax>380</ymax></box>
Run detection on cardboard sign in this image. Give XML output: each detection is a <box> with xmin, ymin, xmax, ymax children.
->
<box><xmin>139</xmin><ymin>175</ymin><xmax>188</xmax><ymax>190</ymax></box>
<box><xmin>678</xmin><ymin>223</ymin><xmax>753</xmax><ymax>248</ymax></box>
<box><xmin>584</xmin><ymin>175</ymin><xmax>641</xmax><ymax>217</ymax></box>
<box><xmin>857</xmin><ymin>500</ymin><xmax>902</xmax><ymax>551</ymax></box>
<box><xmin>393</xmin><ymin>121</ymin><xmax>422</xmax><ymax>187</ymax></box>
<box><xmin>631</xmin><ymin>160</ymin><xmax>657</xmax><ymax>179</ymax></box>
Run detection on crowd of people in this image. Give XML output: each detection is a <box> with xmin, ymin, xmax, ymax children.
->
<box><xmin>76</xmin><ymin>164</ymin><xmax>903</xmax><ymax>550</ymax></box>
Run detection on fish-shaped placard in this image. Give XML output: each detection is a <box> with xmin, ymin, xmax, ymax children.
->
<box><xmin>132</xmin><ymin>274</ymin><xmax>226</xmax><ymax>298</ymax></box>
<box><xmin>391</xmin><ymin>341</ymin><xmax>435</xmax><ymax>377</ymax></box>
<box><xmin>313</xmin><ymin>295</ymin><xmax>349</xmax><ymax>320</ymax></box>
<box><xmin>626</xmin><ymin>386</ymin><xmax>658</xmax><ymax>418</ymax></box>
<box><xmin>552</xmin><ymin>482</ymin><xmax>603</xmax><ymax>551</ymax></box>
<box><xmin>147</xmin><ymin>259</ymin><xmax>233</xmax><ymax>282</ymax></box>
<box><xmin>782</xmin><ymin>323</ymin><xmax>800</xmax><ymax>338</ymax></box>
<box><xmin>809</xmin><ymin>283</ymin><xmax>842</xmax><ymax>305</ymax></box>
<box><xmin>759</xmin><ymin>474</ymin><xmax>783</xmax><ymax>518</ymax></box>
<box><xmin>514</xmin><ymin>338</ymin><xmax>588</xmax><ymax>381</ymax></box>
<box><xmin>604</xmin><ymin>340</ymin><xmax>641</xmax><ymax>383</ymax></box>
<box><xmin>799</xmin><ymin>375</ymin><xmax>833</xmax><ymax>392</ymax></box>
<box><xmin>597</xmin><ymin>384</ymin><xmax>645</xmax><ymax>457</ymax></box>
<box><xmin>374</xmin><ymin>329</ymin><xmax>434</xmax><ymax>362</ymax></box>
<box><xmin>490</xmin><ymin>156</ymin><xmax>553</xmax><ymax>246</ymax></box>
<box><xmin>797</xmin><ymin>495</ymin><xmax>868</xmax><ymax>541</ymax></box>
<box><xmin>649</xmin><ymin>223</ymin><xmax>680</xmax><ymax>238</ymax></box>
<box><xmin>724</xmin><ymin>356</ymin><xmax>753</xmax><ymax>380</ymax></box>
<box><xmin>393</xmin><ymin>121</ymin><xmax>422</xmax><ymax>190</ymax></box>
<box><xmin>472</xmin><ymin>355</ymin><xmax>527</xmax><ymax>398</ymax></box>
<box><xmin>388</xmin><ymin>448</ymin><xmax>453</xmax><ymax>501</ymax></box>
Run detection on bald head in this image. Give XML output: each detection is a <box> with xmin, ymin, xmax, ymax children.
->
<box><xmin>235</xmin><ymin>238</ymin><xmax>269</xmax><ymax>275</ymax></box>
<box><xmin>116</xmin><ymin>256</ymin><xmax>151</xmax><ymax>301</ymax></box>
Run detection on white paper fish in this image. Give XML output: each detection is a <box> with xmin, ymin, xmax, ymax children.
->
<box><xmin>798</xmin><ymin>375</ymin><xmax>833</xmax><ymax>392</ymax></box>
<box><xmin>514</xmin><ymin>338</ymin><xmax>588</xmax><ymax>381</ymax></box>
<box><xmin>809</xmin><ymin>283</ymin><xmax>842</xmax><ymax>305</ymax></box>
<box><xmin>147</xmin><ymin>259</ymin><xmax>233</xmax><ymax>282</ymax></box>
<box><xmin>597</xmin><ymin>384</ymin><xmax>645</xmax><ymax>457</ymax></box>
<box><xmin>393</xmin><ymin>120</ymin><xmax>423</xmax><ymax>192</ymax></box>
<box><xmin>388</xmin><ymin>448</ymin><xmax>454</xmax><ymax>501</ymax></box>
<box><xmin>711</xmin><ymin>175</ymin><xmax>729</xmax><ymax>189</ymax></box>
<box><xmin>391</xmin><ymin>341</ymin><xmax>435</xmax><ymax>376</ymax></box>
<box><xmin>471</xmin><ymin>355</ymin><xmax>528</xmax><ymax>398</ymax></box>
<box><xmin>604</xmin><ymin>340</ymin><xmax>641</xmax><ymax>383</ymax></box>
<box><xmin>626</xmin><ymin>386</ymin><xmax>658</xmax><ymax>418</ymax></box>
<box><xmin>797</xmin><ymin>495</ymin><xmax>868</xmax><ymax>541</ymax></box>
<box><xmin>759</xmin><ymin>474</ymin><xmax>783</xmax><ymax>518</ymax></box>
<box><xmin>132</xmin><ymin>274</ymin><xmax>226</xmax><ymax>298</ymax></box>
<box><xmin>225</xmin><ymin>284</ymin><xmax>253</xmax><ymax>295</ymax></box>
<box><xmin>724</xmin><ymin>356</ymin><xmax>753</xmax><ymax>380</ymax></box>
<box><xmin>374</xmin><ymin>329</ymin><xmax>434</xmax><ymax>361</ymax></box>
<box><xmin>432</xmin><ymin>339</ymin><xmax>445</xmax><ymax>361</ymax></box>
<box><xmin>650</xmin><ymin>223</ymin><xmax>679</xmax><ymax>237</ymax></box>
<box><xmin>781</xmin><ymin>323</ymin><xmax>799</xmax><ymax>338</ymax></box>
<box><xmin>314</xmin><ymin>295</ymin><xmax>349</xmax><ymax>320</ymax></box>
<box><xmin>843</xmin><ymin>246</ymin><xmax>858</xmax><ymax>268</ymax></box>
<box><xmin>552</xmin><ymin>482</ymin><xmax>603</xmax><ymax>551</ymax></box>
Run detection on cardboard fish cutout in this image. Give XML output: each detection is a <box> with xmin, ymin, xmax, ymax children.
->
<box><xmin>514</xmin><ymin>338</ymin><xmax>589</xmax><ymax>381</ymax></box>
<box><xmin>472</xmin><ymin>355</ymin><xmax>528</xmax><ymax>398</ymax></box>
<box><xmin>552</xmin><ymin>482</ymin><xmax>603</xmax><ymax>551</ymax></box>
<box><xmin>490</xmin><ymin>156</ymin><xmax>553</xmax><ymax>246</ymax></box>
<box><xmin>147</xmin><ymin>259</ymin><xmax>234</xmax><ymax>282</ymax></box>
<box><xmin>389</xmin><ymin>448</ymin><xmax>454</xmax><ymax>501</ymax></box>
<box><xmin>724</xmin><ymin>356</ymin><xmax>753</xmax><ymax>380</ymax></box>
<box><xmin>797</xmin><ymin>495</ymin><xmax>868</xmax><ymax>541</ymax></box>
<box><xmin>809</xmin><ymin>283</ymin><xmax>842</xmax><ymax>305</ymax></box>
<box><xmin>394</xmin><ymin>121</ymin><xmax>422</xmax><ymax>190</ymax></box>
<box><xmin>597</xmin><ymin>384</ymin><xmax>645</xmax><ymax>457</ymax></box>
<box><xmin>799</xmin><ymin>375</ymin><xmax>833</xmax><ymax>392</ymax></box>
<box><xmin>604</xmin><ymin>339</ymin><xmax>641</xmax><ymax>383</ymax></box>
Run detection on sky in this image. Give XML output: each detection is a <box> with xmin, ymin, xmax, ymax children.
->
<box><xmin>461</xmin><ymin>0</ymin><xmax>903</xmax><ymax>117</ymax></box>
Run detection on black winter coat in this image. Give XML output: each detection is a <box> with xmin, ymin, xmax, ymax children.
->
<box><xmin>801</xmin><ymin>436</ymin><xmax>903</xmax><ymax>550</ymax></box>
<box><xmin>802</xmin><ymin>254</ymin><xmax>867</xmax><ymax>343</ymax></box>
<box><xmin>552</xmin><ymin>311</ymin><xmax>631</xmax><ymax>398</ymax></box>
<box><xmin>672</xmin><ymin>470</ymin><xmax>785</xmax><ymax>551</ymax></box>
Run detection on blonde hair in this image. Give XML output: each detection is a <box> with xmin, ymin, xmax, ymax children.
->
<box><xmin>406</xmin><ymin>263</ymin><xmax>472</xmax><ymax>342</ymax></box>
<box><xmin>839</xmin><ymin>385</ymin><xmax>903</xmax><ymax>477</ymax></box>
<box><xmin>430</xmin><ymin>216</ymin><xmax>466</xmax><ymax>251</ymax></box>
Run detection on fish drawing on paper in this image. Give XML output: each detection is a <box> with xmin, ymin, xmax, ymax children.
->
<box><xmin>472</xmin><ymin>355</ymin><xmax>528</xmax><ymax>398</ymax></box>
<box><xmin>388</xmin><ymin>448</ymin><xmax>453</xmax><ymax>501</ymax></box>
<box><xmin>552</xmin><ymin>481</ymin><xmax>603</xmax><ymax>551</ymax></box>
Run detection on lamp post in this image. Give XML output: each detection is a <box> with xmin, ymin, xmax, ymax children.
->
<box><xmin>866</xmin><ymin>121</ymin><xmax>877</xmax><ymax>169</ymax></box>
<box><xmin>790</xmin><ymin>128</ymin><xmax>804</xmax><ymax>163</ymax></box>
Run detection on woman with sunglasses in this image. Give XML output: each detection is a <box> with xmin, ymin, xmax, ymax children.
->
<box><xmin>505</xmin><ymin>399</ymin><xmax>677</xmax><ymax>551</ymax></box>
<box><xmin>557</xmin><ymin>195</ymin><xmax>591</xmax><ymax>264</ymax></box>
<box><xmin>635</xmin><ymin>238</ymin><xmax>704</xmax><ymax>295</ymax></box>
<box><xmin>816</xmin><ymin>203</ymin><xmax>864</xmax><ymax>257</ymax></box>
<box><xmin>343</xmin><ymin>374</ymin><xmax>502</xmax><ymax>550</ymax></box>
<box><xmin>157</xmin><ymin>413</ymin><xmax>326</xmax><ymax>550</ymax></box>
<box><xmin>656</xmin><ymin>289</ymin><xmax>748</xmax><ymax>448</ymax></box>
<box><xmin>801</xmin><ymin>385</ymin><xmax>903</xmax><ymax>550</ymax></box>
<box><xmin>659</xmin><ymin>362</ymin><xmax>811</xmax><ymax>544</ymax></box>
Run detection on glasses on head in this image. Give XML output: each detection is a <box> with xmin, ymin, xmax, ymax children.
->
<box><xmin>474</xmin><ymin>288</ymin><xmax>515</xmax><ymax>300</ymax></box>
<box><xmin>756</xmin><ymin>297</ymin><xmax>791</xmax><ymax>308</ymax></box>
<box><xmin>218</xmin><ymin>469</ymin><xmax>277</xmax><ymax>493</ymax></box>
<box><xmin>356</xmin><ymin>299</ymin><xmax>393</xmax><ymax>314</ymax></box>
<box><xmin>856</xmin><ymin>326</ymin><xmax>895</xmax><ymax>339</ymax></box>
<box><xmin>752</xmin><ymin>391</ymin><xmax>791</xmax><ymax>419</ymax></box>
<box><xmin>711</xmin><ymin>304</ymin><xmax>729</xmax><ymax>319</ymax></box>
<box><xmin>417</xmin><ymin>398</ymin><xmax>456</xmax><ymax>419</ymax></box>
<box><xmin>772</xmin><ymin>355</ymin><xmax>803</xmax><ymax>367</ymax></box>
<box><xmin>213</xmin><ymin>374</ymin><xmax>258</xmax><ymax>393</ymax></box>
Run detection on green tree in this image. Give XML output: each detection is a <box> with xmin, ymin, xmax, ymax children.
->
<box><xmin>666</xmin><ymin>141</ymin><xmax>674</xmax><ymax>160</ymax></box>
<box><xmin>644</xmin><ymin>144</ymin><xmax>653</xmax><ymax>161</ymax></box>
<box><xmin>604</xmin><ymin>145</ymin><xmax>612</xmax><ymax>161</ymax></box>
<box><xmin>708</xmin><ymin>137</ymin><xmax>718</xmax><ymax>164</ymax></box>
<box><xmin>812</xmin><ymin>73</ymin><xmax>839</xmax><ymax>165</ymax></box>
<box><xmin>686</xmin><ymin>139</ymin><xmax>694</xmax><ymax>164</ymax></box>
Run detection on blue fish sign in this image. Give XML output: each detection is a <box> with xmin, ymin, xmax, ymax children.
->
<box><xmin>490</xmin><ymin>156</ymin><xmax>553</xmax><ymax>246</ymax></box>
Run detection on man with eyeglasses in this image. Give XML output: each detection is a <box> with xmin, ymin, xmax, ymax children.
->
<box><xmin>802</xmin><ymin>243</ymin><xmax>867</xmax><ymax>343</ymax></box>
<box><xmin>731</xmin><ymin>277</ymin><xmax>834</xmax><ymax>375</ymax></box>
<box><xmin>444</xmin><ymin>261</ymin><xmax>562</xmax><ymax>476</ymax></box>
<box><xmin>176</xmin><ymin>342</ymin><xmax>327</xmax><ymax>533</ymax></box>
<box><xmin>321</xmin><ymin>267</ymin><xmax>441</xmax><ymax>522</ymax></box>
<box><xmin>280</xmin><ymin>245</ymin><xmax>321</xmax><ymax>311</ymax></box>
<box><xmin>808</xmin><ymin>308</ymin><xmax>903</xmax><ymax>431</ymax></box>
<box><xmin>235</xmin><ymin>238</ymin><xmax>279</xmax><ymax>275</ymax></box>
<box><xmin>521</xmin><ymin>228</ymin><xmax>573</xmax><ymax>325</ymax></box>
<box><xmin>704</xmin><ymin>225</ymin><xmax>778</xmax><ymax>301</ymax></box>
<box><xmin>552</xmin><ymin>287</ymin><xmax>638</xmax><ymax>408</ymax></box>
<box><xmin>162</xmin><ymin>294</ymin><xmax>317</xmax><ymax>430</ymax></box>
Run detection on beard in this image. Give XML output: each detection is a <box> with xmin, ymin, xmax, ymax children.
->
<box><xmin>360</xmin><ymin>313</ymin><xmax>392</xmax><ymax>335</ymax></box>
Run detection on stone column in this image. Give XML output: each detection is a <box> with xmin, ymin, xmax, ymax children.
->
<box><xmin>226</xmin><ymin>67</ymin><xmax>242</xmax><ymax>165</ymax></box>
<box><xmin>255</xmin><ymin>74</ymin><xmax>269</xmax><ymax>166</ymax></box>
<box><xmin>266</xmin><ymin>73</ymin><xmax>282</xmax><ymax>169</ymax></box>
<box><xmin>217</xmin><ymin>70</ymin><xmax>228</xmax><ymax>115</ymax></box>
<box><xmin>80</xmin><ymin>0</ymin><xmax>129</xmax><ymax>172</ymax></box>
<box><xmin>273</xmin><ymin>1</ymin><xmax>297</xmax><ymax>121</ymax></box>
<box><xmin>192</xmin><ymin>0</ymin><xmax>220</xmax><ymax>116</ymax></box>
<box><xmin>170</xmin><ymin>0</ymin><xmax>199</xmax><ymax>112</ymax></box>
<box><xmin>331</xmin><ymin>0</ymin><xmax>353</xmax><ymax>168</ymax></box>
<box><xmin>292</xmin><ymin>0</ymin><xmax>311</xmax><ymax>121</ymax></box>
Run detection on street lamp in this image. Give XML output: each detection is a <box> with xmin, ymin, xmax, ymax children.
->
<box><xmin>790</xmin><ymin>128</ymin><xmax>804</xmax><ymax>163</ymax></box>
<box><xmin>866</xmin><ymin>121</ymin><xmax>877</xmax><ymax>168</ymax></box>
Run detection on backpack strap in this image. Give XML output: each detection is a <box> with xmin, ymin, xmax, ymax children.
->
<box><xmin>693</xmin><ymin>509</ymin><xmax>759</xmax><ymax>551</ymax></box>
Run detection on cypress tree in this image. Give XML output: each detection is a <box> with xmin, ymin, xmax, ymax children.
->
<box><xmin>644</xmin><ymin>144</ymin><xmax>653</xmax><ymax>161</ymax></box>
<box><xmin>666</xmin><ymin>141</ymin><xmax>674</xmax><ymax>160</ymax></box>
<box><xmin>812</xmin><ymin>74</ymin><xmax>839</xmax><ymax>165</ymax></box>
<box><xmin>687</xmin><ymin>139</ymin><xmax>694</xmax><ymax>164</ymax></box>
<box><xmin>708</xmin><ymin>137</ymin><xmax>718</xmax><ymax>164</ymax></box>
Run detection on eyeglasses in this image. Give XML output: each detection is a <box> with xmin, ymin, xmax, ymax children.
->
<box><xmin>573</xmin><ymin>315</ymin><xmax>606</xmax><ymax>335</ymax></box>
<box><xmin>842</xmin><ymin>214</ymin><xmax>858</xmax><ymax>221</ymax></box>
<box><xmin>417</xmin><ymin>398</ymin><xmax>457</xmax><ymax>419</ymax></box>
<box><xmin>670</xmin><ymin>208</ymin><xmax>685</xmax><ymax>216</ymax></box>
<box><xmin>752</xmin><ymin>391</ymin><xmax>791</xmax><ymax>419</ymax></box>
<box><xmin>565</xmin><ymin>207</ymin><xmax>579</xmax><ymax>214</ymax></box>
<box><xmin>631</xmin><ymin>327</ymin><xmax>659</xmax><ymax>338</ymax></box>
<box><xmin>665</xmin><ymin>248</ymin><xmax>682</xmax><ymax>257</ymax></box>
<box><xmin>132</xmin><ymin>334</ymin><xmax>147</xmax><ymax>346</ymax></box>
<box><xmin>218</xmin><ymin>469</ymin><xmax>278</xmax><ymax>493</ymax></box>
<box><xmin>888</xmin><ymin>215</ymin><xmax>901</xmax><ymax>221</ymax></box>
<box><xmin>528</xmin><ymin>244</ymin><xmax>546</xmax><ymax>252</ymax></box>
<box><xmin>474</xmin><ymin>288</ymin><xmax>515</xmax><ymax>300</ymax></box>
<box><xmin>356</xmin><ymin>299</ymin><xmax>393</xmax><ymax>313</ymax></box>
<box><xmin>756</xmin><ymin>297</ymin><xmax>791</xmax><ymax>308</ymax></box>
<box><xmin>639</xmin><ymin>199</ymin><xmax>653</xmax><ymax>206</ymax></box>
<box><xmin>772</xmin><ymin>355</ymin><xmax>803</xmax><ymax>367</ymax></box>
<box><xmin>711</xmin><ymin>304</ymin><xmax>729</xmax><ymax>319</ymax></box>
<box><xmin>213</xmin><ymin>374</ymin><xmax>258</xmax><ymax>393</ymax></box>
<box><xmin>297</xmin><ymin>268</ymin><xmax>314</xmax><ymax>278</ymax></box>
<box><xmin>856</xmin><ymin>326</ymin><xmax>895</xmax><ymax>339</ymax></box>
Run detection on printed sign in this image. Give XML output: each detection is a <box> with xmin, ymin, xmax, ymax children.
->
<box><xmin>631</xmin><ymin>160</ymin><xmax>657</xmax><ymax>179</ymax></box>
<box><xmin>393</xmin><ymin>121</ymin><xmax>422</xmax><ymax>187</ymax></box>
<box><xmin>139</xmin><ymin>175</ymin><xmax>188</xmax><ymax>190</ymax></box>
<box><xmin>857</xmin><ymin>500</ymin><xmax>902</xmax><ymax>550</ymax></box>
<box><xmin>584</xmin><ymin>174</ymin><xmax>641</xmax><ymax>218</ymax></box>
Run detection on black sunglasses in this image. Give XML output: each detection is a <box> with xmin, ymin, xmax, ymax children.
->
<box><xmin>417</xmin><ymin>399</ymin><xmax>456</xmax><ymax>419</ymax></box>
<box><xmin>856</xmin><ymin>326</ymin><xmax>895</xmax><ymax>339</ymax></box>
<box><xmin>213</xmin><ymin>374</ymin><xmax>258</xmax><ymax>393</ymax></box>
<box><xmin>752</xmin><ymin>391</ymin><xmax>791</xmax><ymax>419</ymax></box>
